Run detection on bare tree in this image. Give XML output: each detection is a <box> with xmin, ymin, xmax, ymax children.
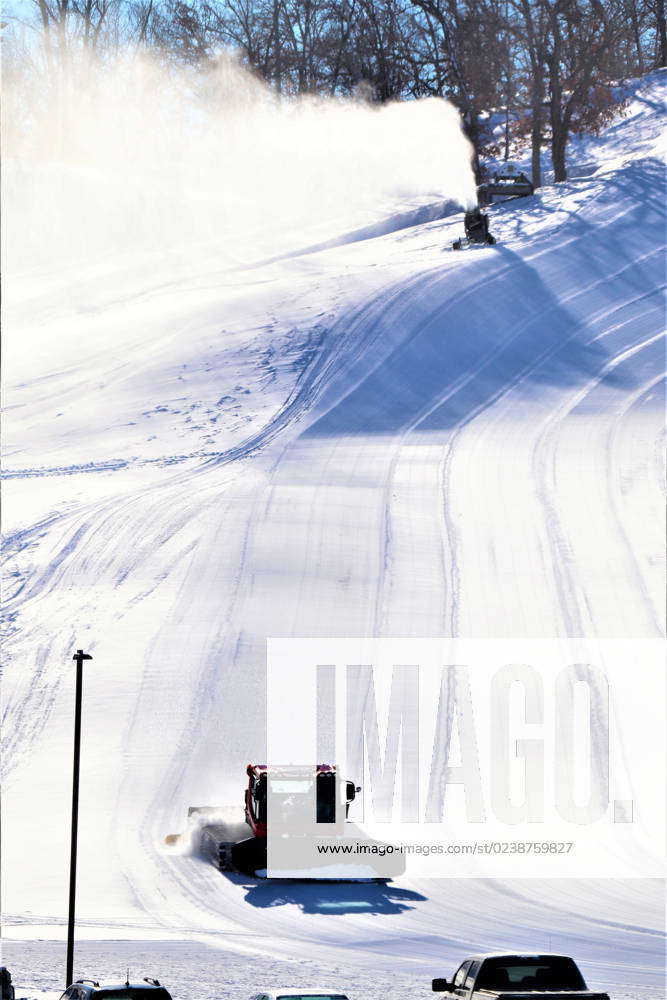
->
<box><xmin>544</xmin><ymin>0</ymin><xmax>618</xmax><ymax>182</ymax></box>
<box><xmin>408</xmin><ymin>0</ymin><xmax>507</xmax><ymax>175</ymax></box>
<box><xmin>9</xmin><ymin>0</ymin><xmax>649</xmax><ymax>183</ymax></box>
<box><xmin>512</xmin><ymin>0</ymin><xmax>548</xmax><ymax>186</ymax></box>
<box><xmin>654</xmin><ymin>0</ymin><xmax>667</xmax><ymax>65</ymax></box>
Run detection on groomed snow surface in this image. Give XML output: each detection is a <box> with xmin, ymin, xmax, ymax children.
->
<box><xmin>2</xmin><ymin>72</ymin><xmax>666</xmax><ymax>999</ymax></box>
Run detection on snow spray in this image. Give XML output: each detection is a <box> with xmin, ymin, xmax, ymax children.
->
<box><xmin>2</xmin><ymin>49</ymin><xmax>478</xmax><ymax>272</ymax></box>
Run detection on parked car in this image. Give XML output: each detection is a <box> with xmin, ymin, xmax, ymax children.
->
<box><xmin>60</xmin><ymin>978</ymin><xmax>172</xmax><ymax>1000</ymax></box>
<box><xmin>0</xmin><ymin>967</ymin><xmax>15</xmax><ymax>1000</ymax></box>
<box><xmin>432</xmin><ymin>953</ymin><xmax>610</xmax><ymax>998</ymax></box>
<box><xmin>249</xmin><ymin>991</ymin><xmax>350</xmax><ymax>1000</ymax></box>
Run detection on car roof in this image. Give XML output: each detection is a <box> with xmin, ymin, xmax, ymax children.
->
<box><xmin>248</xmin><ymin>764</ymin><xmax>337</xmax><ymax>775</ymax></box>
<box><xmin>80</xmin><ymin>983</ymin><xmax>165</xmax><ymax>991</ymax></box>
<box><xmin>464</xmin><ymin>953</ymin><xmax>572</xmax><ymax>961</ymax></box>
<box><xmin>263</xmin><ymin>990</ymin><xmax>348</xmax><ymax>997</ymax></box>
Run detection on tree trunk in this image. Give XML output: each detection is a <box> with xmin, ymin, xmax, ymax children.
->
<box><xmin>547</xmin><ymin>10</ymin><xmax>567</xmax><ymax>184</ymax></box>
<box><xmin>530</xmin><ymin>60</ymin><xmax>545</xmax><ymax>188</ymax></box>
<box><xmin>504</xmin><ymin>105</ymin><xmax>510</xmax><ymax>161</ymax></box>
<box><xmin>628</xmin><ymin>0</ymin><xmax>643</xmax><ymax>73</ymax></box>
<box><xmin>657</xmin><ymin>0</ymin><xmax>667</xmax><ymax>67</ymax></box>
<box><xmin>551</xmin><ymin>123</ymin><xmax>567</xmax><ymax>182</ymax></box>
<box><xmin>272</xmin><ymin>0</ymin><xmax>282</xmax><ymax>92</ymax></box>
<box><xmin>531</xmin><ymin>101</ymin><xmax>542</xmax><ymax>188</ymax></box>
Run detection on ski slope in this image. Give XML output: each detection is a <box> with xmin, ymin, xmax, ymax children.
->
<box><xmin>2</xmin><ymin>73</ymin><xmax>666</xmax><ymax>998</ymax></box>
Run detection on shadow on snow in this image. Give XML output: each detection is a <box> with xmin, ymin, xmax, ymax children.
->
<box><xmin>301</xmin><ymin>159</ymin><xmax>665</xmax><ymax>439</ymax></box>
<box><xmin>224</xmin><ymin>872</ymin><xmax>427</xmax><ymax>915</ymax></box>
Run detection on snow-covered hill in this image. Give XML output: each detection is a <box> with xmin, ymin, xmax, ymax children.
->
<box><xmin>2</xmin><ymin>72</ymin><xmax>665</xmax><ymax>998</ymax></box>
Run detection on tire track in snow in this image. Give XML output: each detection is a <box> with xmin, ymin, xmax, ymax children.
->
<box><xmin>604</xmin><ymin>369</ymin><xmax>666</xmax><ymax>634</ymax></box>
<box><xmin>442</xmin><ymin>245</ymin><xmax>665</xmax><ymax>637</ymax></box>
<box><xmin>132</xmin><ymin>173</ymin><xmax>667</xmax><ymax>949</ymax></box>
<box><xmin>531</xmin><ymin>331</ymin><xmax>664</xmax><ymax>638</ymax></box>
<box><xmin>369</xmin><ymin>216</ymin><xmax>662</xmax><ymax>638</ymax></box>
<box><xmin>101</xmin><ymin>269</ymin><xmax>450</xmax><ymax>931</ymax></box>
<box><xmin>2</xmin><ymin>277</ymin><xmax>416</xmax><ymax>782</ymax></box>
<box><xmin>4</xmin><ymin>125</ymin><xmax>666</xmax><ymax>980</ymax></box>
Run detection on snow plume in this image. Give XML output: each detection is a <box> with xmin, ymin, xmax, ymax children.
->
<box><xmin>2</xmin><ymin>50</ymin><xmax>477</xmax><ymax>273</ymax></box>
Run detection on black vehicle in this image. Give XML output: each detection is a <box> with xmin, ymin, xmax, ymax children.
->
<box><xmin>60</xmin><ymin>978</ymin><xmax>172</xmax><ymax>1000</ymax></box>
<box><xmin>1</xmin><ymin>967</ymin><xmax>15</xmax><ymax>1000</ymax></box>
<box><xmin>432</xmin><ymin>953</ymin><xmax>610</xmax><ymax>999</ymax></box>
<box><xmin>452</xmin><ymin>208</ymin><xmax>496</xmax><ymax>250</ymax></box>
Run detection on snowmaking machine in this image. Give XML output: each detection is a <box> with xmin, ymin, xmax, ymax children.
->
<box><xmin>452</xmin><ymin>207</ymin><xmax>496</xmax><ymax>250</ymax></box>
<box><xmin>167</xmin><ymin>763</ymin><xmax>369</xmax><ymax>878</ymax></box>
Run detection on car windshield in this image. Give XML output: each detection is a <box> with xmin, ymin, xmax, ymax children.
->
<box><xmin>476</xmin><ymin>957</ymin><xmax>586</xmax><ymax>991</ymax></box>
<box><xmin>270</xmin><ymin>780</ymin><xmax>313</xmax><ymax>794</ymax></box>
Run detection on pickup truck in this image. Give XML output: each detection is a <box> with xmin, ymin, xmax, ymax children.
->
<box><xmin>432</xmin><ymin>953</ymin><xmax>610</xmax><ymax>999</ymax></box>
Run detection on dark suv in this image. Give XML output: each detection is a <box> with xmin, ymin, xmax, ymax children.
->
<box><xmin>60</xmin><ymin>979</ymin><xmax>173</xmax><ymax>1000</ymax></box>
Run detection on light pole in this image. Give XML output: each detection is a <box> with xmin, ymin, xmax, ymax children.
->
<box><xmin>66</xmin><ymin>649</ymin><xmax>92</xmax><ymax>989</ymax></box>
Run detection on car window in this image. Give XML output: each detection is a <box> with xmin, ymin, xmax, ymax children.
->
<box><xmin>464</xmin><ymin>962</ymin><xmax>480</xmax><ymax>988</ymax></box>
<box><xmin>477</xmin><ymin>957</ymin><xmax>585</xmax><ymax>991</ymax></box>
<box><xmin>453</xmin><ymin>962</ymin><xmax>471</xmax><ymax>988</ymax></box>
